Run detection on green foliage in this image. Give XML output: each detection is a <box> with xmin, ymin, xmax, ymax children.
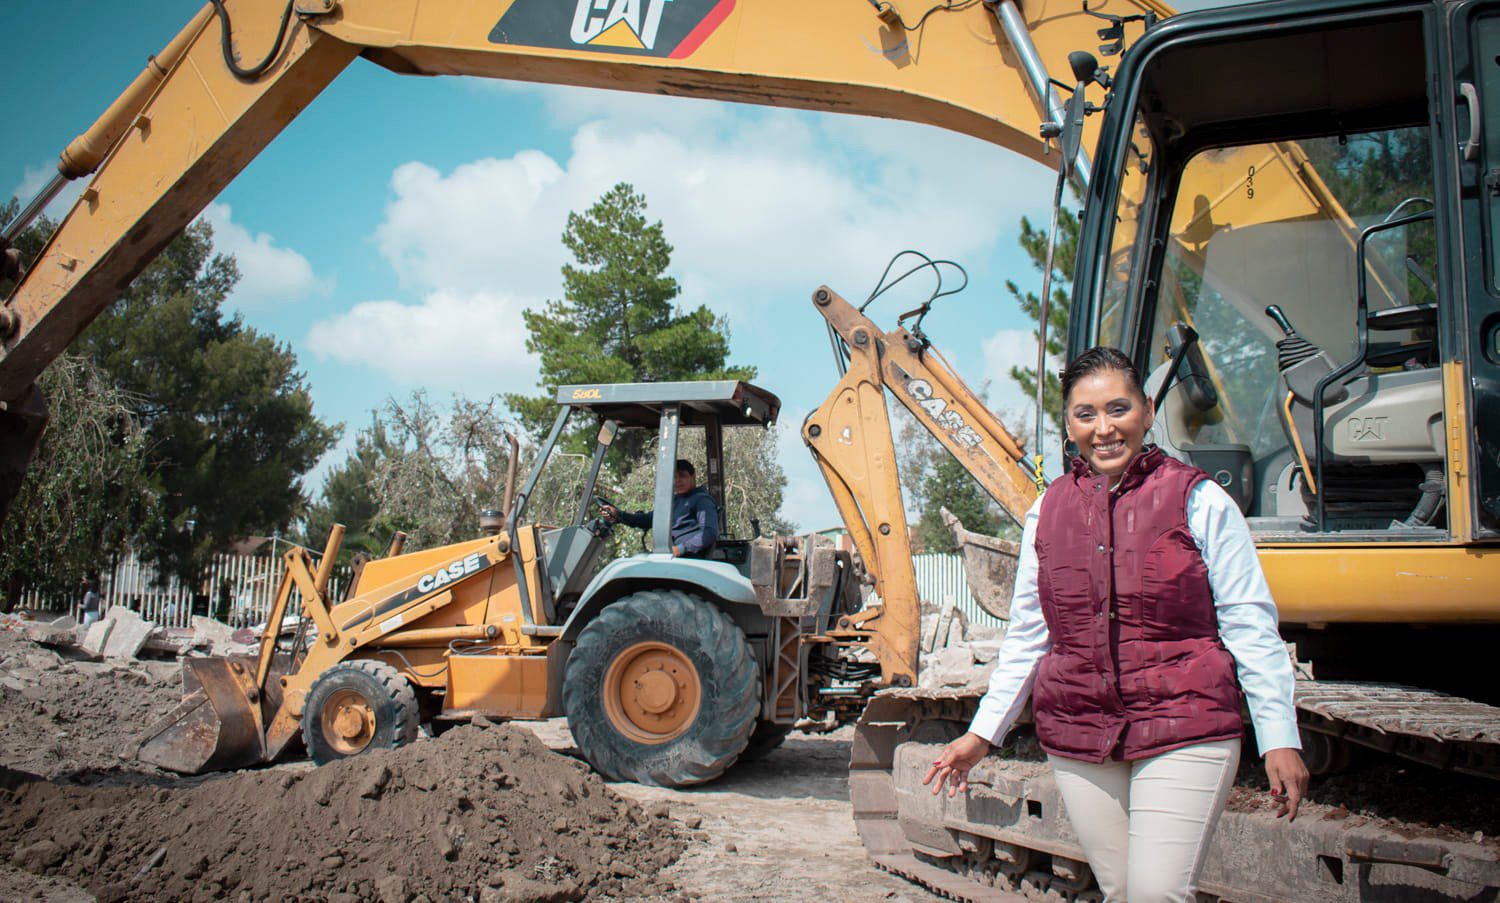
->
<box><xmin>506</xmin><ymin>183</ymin><xmax>753</xmax><ymax>460</ymax></box>
<box><xmin>69</xmin><ymin>219</ymin><xmax>337</xmax><ymax>584</ymax></box>
<box><xmin>367</xmin><ymin>392</ymin><xmax>520</xmax><ymax>551</ymax></box>
<box><xmin>297</xmin><ymin>419</ymin><xmax>399</xmax><ymax>561</ymax></box>
<box><xmin>915</xmin><ymin>455</ymin><xmax>1004</xmax><ymax>553</ymax></box>
<box><xmin>0</xmin><ymin>354</ymin><xmax>154</xmax><ymax>608</ymax></box>
<box><xmin>894</xmin><ymin>409</ymin><xmax>1013</xmax><ymax>552</ymax></box>
<box><xmin>3</xmin><ymin>198</ymin><xmax>337</xmax><ymax>587</ymax></box>
<box><xmin>1004</xmin><ymin>208</ymin><xmax>1078</xmax><ymax>438</ymax></box>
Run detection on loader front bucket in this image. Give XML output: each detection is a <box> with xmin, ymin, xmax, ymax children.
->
<box><xmin>134</xmin><ymin>655</ymin><xmax>277</xmax><ymax>774</ymax></box>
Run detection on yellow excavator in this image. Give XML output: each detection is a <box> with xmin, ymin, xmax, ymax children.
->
<box><xmin>4</xmin><ymin>0</ymin><xmax>1499</xmax><ymax>899</ymax></box>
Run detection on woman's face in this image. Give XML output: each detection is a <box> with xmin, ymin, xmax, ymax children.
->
<box><xmin>1064</xmin><ymin>368</ymin><xmax>1153</xmax><ymax>480</ymax></box>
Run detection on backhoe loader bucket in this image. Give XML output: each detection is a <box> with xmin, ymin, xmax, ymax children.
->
<box><xmin>134</xmin><ymin>654</ymin><xmax>287</xmax><ymax>774</ymax></box>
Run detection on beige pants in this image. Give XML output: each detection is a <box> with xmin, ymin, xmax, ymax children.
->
<box><xmin>1048</xmin><ymin>738</ymin><xmax>1241</xmax><ymax>903</ymax></box>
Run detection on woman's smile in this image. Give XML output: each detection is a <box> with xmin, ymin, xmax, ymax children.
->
<box><xmin>1065</xmin><ymin>368</ymin><xmax>1154</xmax><ymax>479</ymax></box>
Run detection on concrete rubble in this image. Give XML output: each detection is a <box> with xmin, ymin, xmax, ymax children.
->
<box><xmin>0</xmin><ymin>609</ymin><xmax>255</xmax><ymax>663</ymax></box>
<box><xmin>78</xmin><ymin>619</ymin><xmax>113</xmax><ymax>658</ymax></box>
<box><xmin>915</xmin><ymin>595</ymin><xmax>1005</xmax><ymax>692</ymax></box>
<box><xmin>100</xmin><ymin>607</ymin><xmax>154</xmax><ymax>659</ymax></box>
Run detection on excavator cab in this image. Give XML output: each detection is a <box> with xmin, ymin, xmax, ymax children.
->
<box><xmin>1071</xmin><ymin>7</ymin><xmax>1464</xmax><ymax>541</ymax></box>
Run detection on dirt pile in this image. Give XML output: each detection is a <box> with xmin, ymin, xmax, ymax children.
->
<box><xmin>0</xmin><ymin>626</ymin><xmax>180</xmax><ymax>778</ymax></box>
<box><xmin>0</xmin><ymin>722</ymin><xmax>685</xmax><ymax>902</ymax></box>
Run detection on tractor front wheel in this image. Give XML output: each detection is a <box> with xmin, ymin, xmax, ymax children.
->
<box><xmin>302</xmin><ymin>659</ymin><xmax>418</xmax><ymax>764</ymax></box>
<box><xmin>564</xmin><ymin>589</ymin><xmax>759</xmax><ymax>786</ymax></box>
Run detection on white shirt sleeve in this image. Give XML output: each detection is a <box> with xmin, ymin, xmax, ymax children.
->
<box><xmin>1187</xmin><ymin>480</ymin><xmax>1302</xmax><ymax>754</ymax></box>
<box><xmin>968</xmin><ymin>495</ymin><xmax>1051</xmax><ymax>745</ymax></box>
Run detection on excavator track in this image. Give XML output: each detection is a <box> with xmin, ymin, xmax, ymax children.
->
<box><xmin>1295</xmin><ymin>681</ymin><xmax>1500</xmax><ymax>779</ymax></box>
<box><xmin>851</xmin><ymin>690</ymin><xmax>1500</xmax><ymax>902</ymax></box>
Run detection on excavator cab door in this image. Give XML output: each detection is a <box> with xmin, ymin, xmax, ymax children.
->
<box><xmin>1448</xmin><ymin>0</ymin><xmax>1500</xmax><ymax>538</ymax></box>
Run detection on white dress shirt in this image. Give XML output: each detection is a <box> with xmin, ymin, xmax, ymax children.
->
<box><xmin>968</xmin><ymin>479</ymin><xmax>1302</xmax><ymax>755</ymax></box>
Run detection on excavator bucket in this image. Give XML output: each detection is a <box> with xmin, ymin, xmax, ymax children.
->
<box><xmin>134</xmin><ymin>654</ymin><xmax>284</xmax><ymax>774</ymax></box>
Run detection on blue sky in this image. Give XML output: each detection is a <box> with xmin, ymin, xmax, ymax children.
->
<box><xmin>2</xmin><ymin>0</ymin><xmax>1231</xmax><ymax>530</ymax></box>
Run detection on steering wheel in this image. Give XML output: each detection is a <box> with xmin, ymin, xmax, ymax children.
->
<box><xmin>585</xmin><ymin>494</ymin><xmax>616</xmax><ymax>539</ymax></box>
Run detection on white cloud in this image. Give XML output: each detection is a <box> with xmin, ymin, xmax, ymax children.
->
<box><xmin>199</xmin><ymin>202</ymin><xmax>329</xmax><ymax>308</ymax></box>
<box><xmin>307</xmin><ymin>96</ymin><xmax>1054</xmax><ymax>435</ymax></box>
<box><xmin>305</xmin><ymin>291</ymin><xmax>537</xmax><ymax>395</ymax></box>
<box><xmin>769</xmin><ymin>408</ymin><xmax>841</xmax><ymax>531</ymax></box>
<box><xmin>375</xmin><ymin>153</ymin><xmax>570</xmax><ymax>299</ymax></box>
<box><xmin>360</xmin><ymin>107</ymin><xmax>1049</xmax><ymax>333</ymax></box>
<box><xmin>8</xmin><ymin>162</ymin><xmax>87</xmax><ymax>222</ymax></box>
<box><xmin>981</xmin><ymin>327</ymin><xmax>1038</xmax><ymax>423</ymax></box>
<box><xmin>983</xmin><ymin>326</ymin><xmax>1070</xmax><ymax>475</ymax></box>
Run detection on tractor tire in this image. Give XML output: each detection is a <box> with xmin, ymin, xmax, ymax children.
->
<box><xmin>564</xmin><ymin>589</ymin><xmax>759</xmax><ymax>786</ymax></box>
<box><xmin>737</xmin><ymin>719</ymin><xmax>793</xmax><ymax>762</ymax></box>
<box><xmin>302</xmin><ymin>659</ymin><xmax>419</xmax><ymax>765</ymax></box>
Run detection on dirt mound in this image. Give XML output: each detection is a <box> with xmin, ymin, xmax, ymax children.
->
<box><xmin>0</xmin><ymin>628</ymin><xmax>180</xmax><ymax>778</ymax></box>
<box><xmin>0</xmin><ymin>722</ymin><xmax>685</xmax><ymax>902</ymax></box>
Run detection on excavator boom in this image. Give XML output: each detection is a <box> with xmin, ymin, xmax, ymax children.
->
<box><xmin>0</xmin><ymin>0</ymin><xmax>1167</xmax><ymax>406</ymax></box>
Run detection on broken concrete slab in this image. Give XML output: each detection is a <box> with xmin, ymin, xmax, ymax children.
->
<box><xmin>79</xmin><ymin>620</ymin><xmax>114</xmax><ymax>658</ymax></box>
<box><xmin>189</xmin><ymin>616</ymin><xmax>241</xmax><ymax>655</ymax></box>
<box><xmin>20</xmin><ymin>621</ymin><xmax>75</xmax><ymax>648</ymax></box>
<box><xmin>101</xmin><ymin>608</ymin><xmax>155</xmax><ymax>660</ymax></box>
<box><xmin>142</xmin><ymin>629</ymin><xmax>198</xmax><ymax>657</ymax></box>
<box><xmin>917</xmin><ymin>644</ymin><xmax>982</xmax><ymax>690</ymax></box>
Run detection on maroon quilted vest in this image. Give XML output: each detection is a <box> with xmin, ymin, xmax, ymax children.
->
<box><xmin>1032</xmin><ymin>445</ymin><xmax>1243</xmax><ymax>762</ymax></box>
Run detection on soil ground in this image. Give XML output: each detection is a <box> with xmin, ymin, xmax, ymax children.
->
<box><xmin>2</xmin><ymin>620</ymin><xmax>1493</xmax><ymax>902</ymax></box>
<box><xmin>514</xmin><ymin>720</ymin><xmax>938</xmax><ymax>902</ymax></box>
<box><xmin>0</xmin><ymin>624</ymin><xmax>938</xmax><ymax>902</ymax></box>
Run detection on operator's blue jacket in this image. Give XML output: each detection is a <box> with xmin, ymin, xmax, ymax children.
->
<box><xmin>617</xmin><ymin>486</ymin><xmax>719</xmax><ymax>556</ymax></box>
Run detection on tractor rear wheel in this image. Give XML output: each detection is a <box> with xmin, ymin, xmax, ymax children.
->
<box><xmin>564</xmin><ymin>589</ymin><xmax>759</xmax><ymax>786</ymax></box>
<box><xmin>302</xmin><ymin>659</ymin><xmax>418</xmax><ymax>764</ymax></box>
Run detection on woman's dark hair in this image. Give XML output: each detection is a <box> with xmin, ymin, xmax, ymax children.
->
<box><xmin>1059</xmin><ymin>347</ymin><xmax>1146</xmax><ymax>406</ymax></box>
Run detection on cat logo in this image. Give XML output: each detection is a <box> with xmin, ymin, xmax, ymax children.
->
<box><xmin>572</xmin><ymin>387</ymin><xmax>603</xmax><ymax>400</ymax></box>
<box><xmin>490</xmin><ymin>0</ymin><xmax>735</xmax><ymax>60</ymax></box>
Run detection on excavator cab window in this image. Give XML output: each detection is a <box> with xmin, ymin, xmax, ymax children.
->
<box><xmin>1082</xmin><ymin>8</ymin><xmax>1449</xmax><ymax>537</ymax></box>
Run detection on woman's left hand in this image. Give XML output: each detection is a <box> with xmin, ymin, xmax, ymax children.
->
<box><xmin>1264</xmin><ymin>747</ymin><xmax>1310</xmax><ymax>821</ymax></box>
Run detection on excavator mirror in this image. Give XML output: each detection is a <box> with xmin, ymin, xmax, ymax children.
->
<box><xmin>1058</xmin><ymin>51</ymin><xmax>1100</xmax><ymax>183</ymax></box>
<box><xmin>597</xmin><ymin>419</ymin><xmax>619</xmax><ymax>447</ymax></box>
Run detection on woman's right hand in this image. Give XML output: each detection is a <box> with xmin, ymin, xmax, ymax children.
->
<box><xmin>922</xmin><ymin>732</ymin><xmax>992</xmax><ymax>797</ymax></box>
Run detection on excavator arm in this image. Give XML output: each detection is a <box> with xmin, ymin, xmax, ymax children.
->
<box><xmin>0</xmin><ymin>0</ymin><xmax>1188</xmax><ymax>521</ymax></box>
<box><xmin>803</xmin><ymin>285</ymin><xmax>1038</xmax><ymax>685</ymax></box>
<box><xmin>0</xmin><ymin>0</ymin><xmax>1172</xmax><ymax>405</ymax></box>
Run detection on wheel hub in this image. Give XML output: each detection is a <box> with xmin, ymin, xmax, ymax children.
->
<box><xmin>602</xmin><ymin>641</ymin><xmax>702</xmax><ymax>745</ymax></box>
<box><xmin>321</xmin><ymin>688</ymin><xmax>376</xmax><ymax>755</ymax></box>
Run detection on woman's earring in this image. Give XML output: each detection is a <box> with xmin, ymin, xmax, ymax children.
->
<box><xmin>1063</xmin><ymin>437</ymin><xmax>1080</xmax><ymax>460</ymax></box>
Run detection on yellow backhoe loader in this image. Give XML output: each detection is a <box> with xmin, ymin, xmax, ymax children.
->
<box><xmin>134</xmin><ymin>379</ymin><xmax>881</xmax><ymax>785</ymax></box>
<box><xmin>5</xmin><ymin>0</ymin><xmax>1500</xmax><ymax>899</ymax></box>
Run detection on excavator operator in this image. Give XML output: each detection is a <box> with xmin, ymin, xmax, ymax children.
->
<box><xmin>601</xmin><ymin>460</ymin><xmax>719</xmax><ymax>558</ymax></box>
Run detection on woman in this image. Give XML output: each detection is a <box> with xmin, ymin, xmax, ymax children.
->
<box><xmin>924</xmin><ymin>347</ymin><xmax>1309</xmax><ymax>903</ymax></box>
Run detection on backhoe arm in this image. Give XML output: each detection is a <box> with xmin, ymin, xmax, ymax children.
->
<box><xmin>803</xmin><ymin>286</ymin><xmax>1038</xmax><ymax>685</ymax></box>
